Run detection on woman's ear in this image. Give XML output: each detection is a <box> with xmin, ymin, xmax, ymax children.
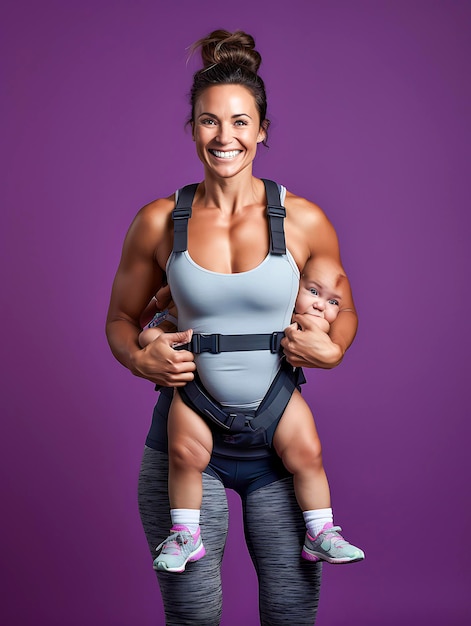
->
<box><xmin>257</xmin><ymin>126</ymin><xmax>266</xmax><ymax>144</ymax></box>
<box><xmin>257</xmin><ymin>119</ymin><xmax>269</xmax><ymax>144</ymax></box>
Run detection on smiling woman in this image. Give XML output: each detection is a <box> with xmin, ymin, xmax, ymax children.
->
<box><xmin>188</xmin><ymin>29</ymin><xmax>270</xmax><ymax>144</ymax></box>
<box><xmin>193</xmin><ymin>85</ymin><xmax>266</xmax><ymax>179</ymax></box>
<box><xmin>106</xmin><ymin>28</ymin><xmax>359</xmax><ymax>625</ymax></box>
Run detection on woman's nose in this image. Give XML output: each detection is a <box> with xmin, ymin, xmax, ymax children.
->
<box><xmin>216</xmin><ymin>123</ymin><xmax>232</xmax><ymax>144</ymax></box>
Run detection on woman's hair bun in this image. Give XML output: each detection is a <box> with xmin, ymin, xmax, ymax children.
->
<box><xmin>187</xmin><ymin>29</ymin><xmax>269</xmax><ymax>144</ymax></box>
<box><xmin>192</xmin><ymin>29</ymin><xmax>262</xmax><ymax>74</ymax></box>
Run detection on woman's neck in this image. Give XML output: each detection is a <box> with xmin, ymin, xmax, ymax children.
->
<box><xmin>199</xmin><ymin>170</ymin><xmax>264</xmax><ymax>214</ymax></box>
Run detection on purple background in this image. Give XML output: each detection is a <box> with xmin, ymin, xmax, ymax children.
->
<box><xmin>2</xmin><ymin>1</ymin><xmax>470</xmax><ymax>624</ymax></box>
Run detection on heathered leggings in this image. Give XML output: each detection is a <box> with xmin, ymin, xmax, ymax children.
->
<box><xmin>138</xmin><ymin>446</ymin><xmax>322</xmax><ymax>625</ymax></box>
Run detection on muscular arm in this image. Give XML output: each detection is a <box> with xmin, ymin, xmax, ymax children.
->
<box><xmin>282</xmin><ymin>194</ymin><xmax>358</xmax><ymax>369</ymax></box>
<box><xmin>105</xmin><ymin>199</ymin><xmax>196</xmax><ymax>387</ymax></box>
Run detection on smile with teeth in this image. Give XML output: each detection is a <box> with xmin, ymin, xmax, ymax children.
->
<box><xmin>209</xmin><ymin>149</ymin><xmax>242</xmax><ymax>159</ymax></box>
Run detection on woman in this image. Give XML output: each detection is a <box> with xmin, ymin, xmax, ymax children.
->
<box><xmin>106</xmin><ymin>29</ymin><xmax>357</xmax><ymax>626</ymax></box>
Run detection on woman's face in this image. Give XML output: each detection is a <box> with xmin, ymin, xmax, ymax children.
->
<box><xmin>192</xmin><ymin>84</ymin><xmax>266</xmax><ymax>179</ymax></box>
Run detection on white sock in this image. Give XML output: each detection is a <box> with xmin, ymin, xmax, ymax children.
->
<box><xmin>303</xmin><ymin>508</ymin><xmax>334</xmax><ymax>537</ymax></box>
<box><xmin>170</xmin><ymin>509</ymin><xmax>200</xmax><ymax>534</ymax></box>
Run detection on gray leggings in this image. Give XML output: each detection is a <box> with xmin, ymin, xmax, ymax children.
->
<box><xmin>138</xmin><ymin>446</ymin><xmax>322</xmax><ymax>625</ymax></box>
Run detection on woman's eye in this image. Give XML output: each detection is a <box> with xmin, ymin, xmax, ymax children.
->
<box><xmin>328</xmin><ymin>299</ymin><xmax>339</xmax><ymax>306</ymax></box>
<box><xmin>201</xmin><ymin>118</ymin><xmax>216</xmax><ymax>125</ymax></box>
<box><xmin>234</xmin><ymin>120</ymin><xmax>248</xmax><ymax>126</ymax></box>
<box><xmin>309</xmin><ymin>288</ymin><xmax>319</xmax><ymax>296</ymax></box>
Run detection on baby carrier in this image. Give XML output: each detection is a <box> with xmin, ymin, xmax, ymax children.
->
<box><xmin>170</xmin><ymin>179</ymin><xmax>305</xmax><ymax>450</ymax></box>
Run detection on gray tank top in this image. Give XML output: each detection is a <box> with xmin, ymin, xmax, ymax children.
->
<box><xmin>166</xmin><ymin>185</ymin><xmax>300</xmax><ymax>409</ymax></box>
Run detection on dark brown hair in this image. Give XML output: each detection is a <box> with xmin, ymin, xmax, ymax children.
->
<box><xmin>188</xmin><ymin>29</ymin><xmax>270</xmax><ymax>145</ymax></box>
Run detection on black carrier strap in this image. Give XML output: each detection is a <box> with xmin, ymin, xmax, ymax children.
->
<box><xmin>170</xmin><ymin>179</ymin><xmax>288</xmax><ymax>354</ymax></box>
<box><xmin>263</xmin><ymin>178</ymin><xmax>287</xmax><ymax>255</ymax></box>
<box><xmin>172</xmin><ymin>183</ymin><xmax>198</xmax><ymax>253</ymax></box>
<box><xmin>169</xmin><ymin>178</ymin><xmax>296</xmax><ymax>435</ymax></box>
<box><xmin>178</xmin><ymin>359</ymin><xmax>305</xmax><ymax>435</ymax></box>
<box><xmin>172</xmin><ymin>179</ymin><xmax>286</xmax><ymax>254</ymax></box>
<box><xmin>175</xmin><ymin>331</ymin><xmax>285</xmax><ymax>354</ymax></box>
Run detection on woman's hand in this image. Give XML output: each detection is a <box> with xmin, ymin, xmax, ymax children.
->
<box><xmin>282</xmin><ymin>314</ymin><xmax>344</xmax><ymax>369</ymax></box>
<box><xmin>130</xmin><ymin>329</ymin><xmax>196</xmax><ymax>387</ymax></box>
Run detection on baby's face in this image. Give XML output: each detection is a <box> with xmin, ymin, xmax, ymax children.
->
<box><xmin>295</xmin><ymin>275</ymin><xmax>342</xmax><ymax>324</ymax></box>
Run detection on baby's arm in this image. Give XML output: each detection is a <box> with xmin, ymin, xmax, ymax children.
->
<box><xmin>139</xmin><ymin>309</ymin><xmax>178</xmax><ymax>348</ymax></box>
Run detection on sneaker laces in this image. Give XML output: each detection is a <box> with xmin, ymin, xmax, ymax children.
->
<box><xmin>156</xmin><ymin>530</ymin><xmax>191</xmax><ymax>555</ymax></box>
<box><xmin>320</xmin><ymin>526</ymin><xmax>349</xmax><ymax>547</ymax></box>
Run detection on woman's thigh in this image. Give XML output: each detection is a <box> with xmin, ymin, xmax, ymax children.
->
<box><xmin>138</xmin><ymin>446</ymin><xmax>229</xmax><ymax>626</ymax></box>
<box><xmin>243</xmin><ymin>476</ymin><xmax>322</xmax><ymax>626</ymax></box>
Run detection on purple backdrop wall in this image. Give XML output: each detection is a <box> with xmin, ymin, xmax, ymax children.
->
<box><xmin>1</xmin><ymin>1</ymin><xmax>470</xmax><ymax>624</ymax></box>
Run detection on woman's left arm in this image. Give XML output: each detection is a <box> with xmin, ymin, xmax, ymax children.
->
<box><xmin>282</xmin><ymin>195</ymin><xmax>358</xmax><ymax>369</ymax></box>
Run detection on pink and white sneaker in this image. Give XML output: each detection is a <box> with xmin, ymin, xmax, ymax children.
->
<box><xmin>302</xmin><ymin>523</ymin><xmax>365</xmax><ymax>564</ymax></box>
<box><xmin>153</xmin><ymin>525</ymin><xmax>206</xmax><ymax>573</ymax></box>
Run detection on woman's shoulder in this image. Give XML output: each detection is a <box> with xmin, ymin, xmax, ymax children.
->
<box><xmin>129</xmin><ymin>193</ymin><xmax>176</xmax><ymax>231</ymax></box>
<box><xmin>283</xmin><ymin>189</ymin><xmax>330</xmax><ymax>228</ymax></box>
<box><xmin>139</xmin><ymin>193</ymin><xmax>176</xmax><ymax>217</ymax></box>
<box><xmin>138</xmin><ymin>180</ymin><xmax>202</xmax><ymax>218</ymax></box>
<box><xmin>122</xmin><ymin>194</ymin><xmax>177</xmax><ymax>253</ymax></box>
<box><xmin>283</xmin><ymin>187</ymin><xmax>338</xmax><ymax>261</ymax></box>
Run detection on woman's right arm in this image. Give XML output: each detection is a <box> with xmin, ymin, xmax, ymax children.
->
<box><xmin>105</xmin><ymin>200</ymin><xmax>196</xmax><ymax>387</ymax></box>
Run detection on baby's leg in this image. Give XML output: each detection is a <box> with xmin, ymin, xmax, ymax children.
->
<box><xmin>273</xmin><ymin>390</ymin><xmax>365</xmax><ymax>564</ymax></box>
<box><xmin>167</xmin><ymin>391</ymin><xmax>213</xmax><ymax>510</ymax></box>
<box><xmin>154</xmin><ymin>393</ymin><xmax>213</xmax><ymax>573</ymax></box>
<box><xmin>273</xmin><ymin>389</ymin><xmax>330</xmax><ymax>511</ymax></box>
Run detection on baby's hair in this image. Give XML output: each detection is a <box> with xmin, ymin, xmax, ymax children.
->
<box><xmin>187</xmin><ymin>29</ymin><xmax>270</xmax><ymax>145</ymax></box>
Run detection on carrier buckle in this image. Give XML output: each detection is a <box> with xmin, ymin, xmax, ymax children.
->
<box><xmin>201</xmin><ymin>410</ymin><xmax>245</xmax><ymax>432</ymax></box>
<box><xmin>227</xmin><ymin>412</ymin><xmax>246</xmax><ymax>433</ymax></box>
<box><xmin>172</xmin><ymin>207</ymin><xmax>192</xmax><ymax>220</ymax></box>
<box><xmin>267</xmin><ymin>205</ymin><xmax>286</xmax><ymax>218</ymax></box>
<box><xmin>270</xmin><ymin>332</ymin><xmax>284</xmax><ymax>353</ymax></box>
<box><xmin>191</xmin><ymin>333</ymin><xmax>221</xmax><ymax>354</ymax></box>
